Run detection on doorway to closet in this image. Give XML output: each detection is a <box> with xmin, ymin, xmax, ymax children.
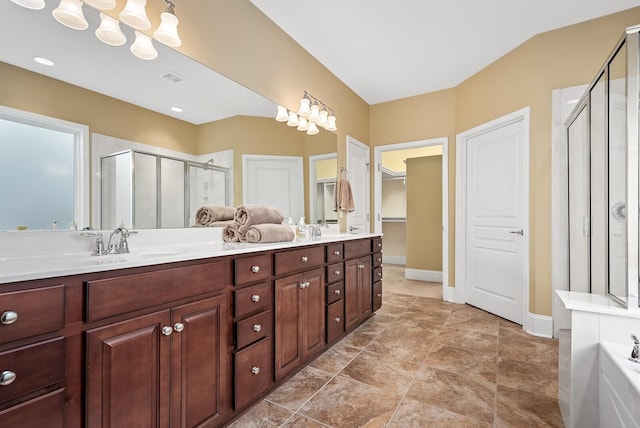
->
<box><xmin>373</xmin><ymin>137</ymin><xmax>449</xmax><ymax>297</ymax></box>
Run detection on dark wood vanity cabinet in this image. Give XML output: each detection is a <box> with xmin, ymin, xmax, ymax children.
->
<box><xmin>325</xmin><ymin>243</ymin><xmax>345</xmax><ymax>344</ymax></box>
<box><xmin>85</xmin><ymin>261</ymin><xmax>233</xmax><ymax>428</ymax></box>
<box><xmin>0</xmin><ymin>284</ymin><xmax>66</xmax><ymax>427</ymax></box>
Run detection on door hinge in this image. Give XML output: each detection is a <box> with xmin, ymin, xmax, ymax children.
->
<box><xmin>367</xmin><ymin>213</ymin><xmax>370</xmax><ymax>222</ymax></box>
<box><xmin>377</xmin><ymin>163</ymin><xmax>381</xmax><ymax>172</ymax></box>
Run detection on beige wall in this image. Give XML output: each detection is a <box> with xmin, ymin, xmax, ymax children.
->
<box><xmin>381</xmin><ymin>146</ymin><xmax>443</xmax><ymax>172</ymax></box>
<box><xmin>381</xmin><ymin>222</ymin><xmax>406</xmax><ymax>260</ymax></box>
<box><xmin>406</xmin><ymin>156</ymin><xmax>443</xmax><ymax>271</ymax></box>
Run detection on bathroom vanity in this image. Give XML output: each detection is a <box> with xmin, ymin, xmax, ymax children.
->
<box><xmin>0</xmin><ymin>232</ymin><xmax>382</xmax><ymax>427</ymax></box>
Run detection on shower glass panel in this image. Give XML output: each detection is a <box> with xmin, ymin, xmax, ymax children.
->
<box><xmin>187</xmin><ymin>164</ymin><xmax>229</xmax><ymax>226</ymax></box>
<box><xmin>101</xmin><ymin>151</ymin><xmax>133</xmax><ymax>229</ymax></box>
<box><xmin>133</xmin><ymin>152</ymin><xmax>157</xmax><ymax>229</ymax></box>
<box><xmin>160</xmin><ymin>157</ymin><xmax>185</xmax><ymax>228</ymax></box>
<box><xmin>590</xmin><ymin>73</ymin><xmax>607</xmax><ymax>295</ymax></box>
<box><xmin>567</xmin><ymin>106</ymin><xmax>591</xmax><ymax>293</ymax></box>
<box><xmin>608</xmin><ymin>43</ymin><xmax>628</xmax><ymax>304</ymax></box>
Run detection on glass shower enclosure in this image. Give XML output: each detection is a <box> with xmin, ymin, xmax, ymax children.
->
<box><xmin>100</xmin><ymin>150</ymin><xmax>230</xmax><ymax>229</ymax></box>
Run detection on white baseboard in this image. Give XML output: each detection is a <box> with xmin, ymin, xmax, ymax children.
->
<box><xmin>443</xmin><ymin>284</ymin><xmax>457</xmax><ymax>303</ymax></box>
<box><xmin>382</xmin><ymin>256</ymin><xmax>406</xmax><ymax>265</ymax></box>
<box><xmin>525</xmin><ymin>312</ymin><xmax>553</xmax><ymax>338</ymax></box>
<box><xmin>405</xmin><ymin>268</ymin><xmax>442</xmax><ymax>283</ymax></box>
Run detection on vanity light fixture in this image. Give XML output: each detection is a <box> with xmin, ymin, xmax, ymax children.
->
<box><xmin>52</xmin><ymin>0</ymin><xmax>89</xmax><ymax>30</ymax></box>
<box><xmin>154</xmin><ymin>0</ymin><xmax>181</xmax><ymax>47</ymax></box>
<box><xmin>276</xmin><ymin>91</ymin><xmax>338</xmax><ymax>135</ymax></box>
<box><xmin>119</xmin><ymin>0</ymin><xmax>151</xmax><ymax>30</ymax></box>
<box><xmin>130</xmin><ymin>30</ymin><xmax>158</xmax><ymax>60</ymax></box>
<box><xmin>9</xmin><ymin>0</ymin><xmax>45</xmax><ymax>10</ymax></box>
<box><xmin>95</xmin><ymin>12</ymin><xmax>126</xmax><ymax>46</ymax></box>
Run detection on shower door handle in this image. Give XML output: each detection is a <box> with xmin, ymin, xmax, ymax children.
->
<box><xmin>509</xmin><ymin>229</ymin><xmax>523</xmax><ymax>236</ymax></box>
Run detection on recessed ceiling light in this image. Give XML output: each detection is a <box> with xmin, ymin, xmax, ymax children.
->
<box><xmin>34</xmin><ymin>56</ymin><xmax>55</xmax><ymax>66</ymax></box>
<box><xmin>171</xmin><ymin>107</ymin><xmax>183</xmax><ymax>113</ymax></box>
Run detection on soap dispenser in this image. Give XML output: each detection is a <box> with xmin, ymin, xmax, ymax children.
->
<box><xmin>297</xmin><ymin>216</ymin><xmax>306</xmax><ymax>239</ymax></box>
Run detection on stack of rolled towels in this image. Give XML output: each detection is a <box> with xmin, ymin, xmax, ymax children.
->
<box><xmin>194</xmin><ymin>206</ymin><xmax>236</xmax><ymax>227</ymax></box>
<box><xmin>223</xmin><ymin>205</ymin><xmax>295</xmax><ymax>243</ymax></box>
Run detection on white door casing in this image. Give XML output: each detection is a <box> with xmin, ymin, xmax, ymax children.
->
<box><xmin>455</xmin><ymin>107</ymin><xmax>530</xmax><ymax>327</ymax></box>
<box><xmin>242</xmin><ymin>154</ymin><xmax>304</xmax><ymax>221</ymax></box>
<box><xmin>346</xmin><ymin>136</ymin><xmax>370</xmax><ymax>234</ymax></box>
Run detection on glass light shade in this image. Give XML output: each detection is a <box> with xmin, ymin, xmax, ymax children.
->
<box><xmin>84</xmin><ymin>0</ymin><xmax>116</xmax><ymax>10</ymax></box>
<box><xmin>95</xmin><ymin>13</ymin><xmax>126</xmax><ymax>46</ymax></box>
<box><xmin>52</xmin><ymin>0</ymin><xmax>88</xmax><ymax>30</ymax></box>
<box><xmin>154</xmin><ymin>10</ymin><xmax>181</xmax><ymax>47</ymax></box>
<box><xmin>317</xmin><ymin>110</ymin><xmax>328</xmax><ymax>128</ymax></box>
<box><xmin>325</xmin><ymin>115</ymin><xmax>337</xmax><ymax>132</ymax></box>
<box><xmin>275</xmin><ymin>105</ymin><xmax>289</xmax><ymax>122</ymax></box>
<box><xmin>306</xmin><ymin>122</ymin><xmax>319</xmax><ymax>135</ymax></box>
<box><xmin>297</xmin><ymin>116</ymin><xmax>308</xmax><ymax>132</ymax></box>
<box><xmin>130</xmin><ymin>31</ymin><xmax>158</xmax><ymax>60</ymax></box>
<box><xmin>286</xmin><ymin>111</ymin><xmax>299</xmax><ymax>127</ymax></box>
<box><xmin>297</xmin><ymin>97</ymin><xmax>311</xmax><ymax>118</ymax></box>
<box><xmin>119</xmin><ymin>0</ymin><xmax>151</xmax><ymax>30</ymax></box>
<box><xmin>308</xmin><ymin>104</ymin><xmax>320</xmax><ymax>123</ymax></box>
<box><xmin>10</xmin><ymin>0</ymin><xmax>45</xmax><ymax>10</ymax></box>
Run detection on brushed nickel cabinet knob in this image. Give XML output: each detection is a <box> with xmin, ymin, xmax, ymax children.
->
<box><xmin>0</xmin><ymin>370</ymin><xmax>16</xmax><ymax>386</ymax></box>
<box><xmin>251</xmin><ymin>265</ymin><xmax>260</xmax><ymax>273</ymax></box>
<box><xmin>0</xmin><ymin>311</ymin><xmax>18</xmax><ymax>325</ymax></box>
<box><xmin>251</xmin><ymin>294</ymin><xmax>260</xmax><ymax>302</ymax></box>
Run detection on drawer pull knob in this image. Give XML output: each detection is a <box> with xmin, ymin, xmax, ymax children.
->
<box><xmin>162</xmin><ymin>326</ymin><xmax>173</xmax><ymax>336</ymax></box>
<box><xmin>377</xmin><ymin>293</ymin><xmax>382</xmax><ymax>297</ymax></box>
<box><xmin>0</xmin><ymin>311</ymin><xmax>18</xmax><ymax>325</ymax></box>
<box><xmin>333</xmin><ymin>250</ymin><xmax>340</xmax><ymax>256</ymax></box>
<box><xmin>253</xmin><ymin>324</ymin><xmax>262</xmax><ymax>332</ymax></box>
<box><xmin>0</xmin><ymin>370</ymin><xmax>16</xmax><ymax>386</ymax></box>
<box><xmin>173</xmin><ymin>322</ymin><xmax>185</xmax><ymax>333</ymax></box>
<box><xmin>334</xmin><ymin>270</ymin><xmax>341</xmax><ymax>275</ymax></box>
<box><xmin>299</xmin><ymin>281</ymin><xmax>310</xmax><ymax>289</ymax></box>
<box><xmin>377</xmin><ymin>258</ymin><xmax>382</xmax><ymax>263</ymax></box>
<box><xmin>251</xmin><ymin>265</ymin><xmax>260</xmax><ymax>273</ymax></box>
<box><xmin>378</xmin><ymin>272</ymin><xmax>382</xmax><ymax>277</ymax></box>
<box><xmin>251</xmin><ymin>294</ymin><xmax>260</xmax><ymax>303</ymax></box>
<box><xmin>333</xmin><ymin>317</ymin><xmax>341</xmax><ymax>323</ymax></box>
<box><xmin>377</xmin><ymin>243</ymin><xmax>382</xmax><ymax>247</ymax></box>
<box><xmin>301</xmin><ymin>256</ymin><xmax>308</xmax><ymax>262</ymax></box>
<box><xmin>334</xmin><ymin>289</ymin><xmax>341</xmax><ymax>295</ymax></box>
<box><xmin>251</xmin><ymin>366</ymin><xmax>260</xmax><ymax>375</ymax></box>
<box><xmin>358</xmin><ymin>264</ymin><xmax>364</xmax><ymax>269</ymax></box>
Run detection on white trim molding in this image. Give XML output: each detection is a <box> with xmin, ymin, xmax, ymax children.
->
<box><xmin>525</xmin><ymin>313</ymin><xmax>553</xmax><ymax>338</ymax></box>
<box><xmin>405</xmin><ymin>268</ymin><xmax>443</xmax><ymax>283</ymax></box>
<box><xmin>383</xmin><ymin>256</ymin><xmax>406</xmax><ymax>265</ymax></box>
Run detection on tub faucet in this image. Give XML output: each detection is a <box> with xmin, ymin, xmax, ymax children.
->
<box><xmin>631</xmin><ymin>334</ymin><xmax>640</xmax><ymax>363</ymax></box>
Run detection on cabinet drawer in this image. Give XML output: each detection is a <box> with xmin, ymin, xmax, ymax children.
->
<box><xmin>372</xmin><ymin>252</ymin><xmax>383</xmax><ymax>268</ymax></box>
<box><xmin>326</xmin><ymin>243</ymin><xmax>344</xmax><ymax>263</ymax></box>
<box><xmin>235</xmin><ymin>281</ymin><xmax>272</xmax><ymax>318</ymax></box>
<box><xmin>0</xmin><ymin>285</ymin><xmax>64</xmax><ymax>345</ymax></box>
<box><xmin>235</xmin><ymin>254</ymin><xmax>272</xmax><ymax>286</ymax></box>
<box><xmin>372</xmin><ymin>237</ymin><xmax>383</xmax><ymax>252</ymax></box>
<box><xmin>326</xmin><ymin>281</ymin><xmax>344</xmax><ymax>305</ymax></box>
<box><xmin>344</xmin><ymin>239</ymin><xmax>371</xmax><ymax>259</ymax></box>
<box><xmin>0</xmin><ymin>388</ymin><xmax>64</xmax><ymax>428</ymax></box>
<box><xmin>274</xmin><ymin>246</ymin><xmax>324</xmax><ymax>276</ymax></box>
<box><xmin>373</xmin><ymin>281</ymin><xmax>382</xmax><ymax>312</ymax></box>
<box><xmin>0</xmin><ymin>337</ymin><xmax>64</xmax><ymax>404</ymax></box>
<box><xmin>373</xmin><ymin>266</ymin><xmax>383</xmax><ymax>282</ymax></box>
<box><xmin>234</xmin><ymin>337</ymin><xmax>272</xmax><ymax>410</ymax></box>
<box><xmin>86</xmin><ymin>261</ymin><xmax>228</xmax><ymax>322</ymax></box>
<box><xmin>326</xmin><ymin>300</ymin><xmax>345</xmax><ymax>344</ymax></box>
<box><xmin>326</xmin><ymin>262</ymin><xmax>344</xmax><ymax>284</ymax></box>
<box><xmin>236</xmin><ymin>310</ymin><xmax>272</xmax><ymax>349</ymax></box>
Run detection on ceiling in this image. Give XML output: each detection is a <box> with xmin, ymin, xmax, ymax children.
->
<box><xmin>250</xmin><ymin>0</ymin><xmax>640</xmax><ymax>104</ymax></box>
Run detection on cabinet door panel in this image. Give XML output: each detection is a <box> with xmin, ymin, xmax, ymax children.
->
<box><xmin>302</xmin><ymin>268</ymin><xmax>325</xmax><ymax>359</ymax></box>
<box><xmin>0</xmin><ymin>388</ymin><xmax>64</xmax><ymax>428</ymax></box>
<box><xmin>359</xmin><ymin>257</ymin><xmax>373</xmax><ymax>320</ymax></box>
<box><xmin>171</xmin><ymin>295</ymin><xmax>231</xmax><ymax>428</ymax></box>
<box><xmin>275</xmin><ymin>275</ymin><xmax>302</xmax><ymax>381</ymax></box>
<box><xmin>344</xmin><ymin>259</ymin><xmax>360</xmax><ymax>331</ymax></box>
<box><xmin>86</xmin><ymin>311</ymin><xmax>170</xmax><ymax>428</ymax></box>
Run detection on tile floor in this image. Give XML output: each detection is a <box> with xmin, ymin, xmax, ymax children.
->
<box><xmin>229</xmin><ymin>266</ymin><xmax>563</xmax><ymax>428</ymax></box>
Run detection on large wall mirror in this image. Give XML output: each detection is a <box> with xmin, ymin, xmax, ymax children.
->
<box><xmin>0</xmin><ymin>1</ymin><xmax>336</xmax><ymax>231</ymax></box>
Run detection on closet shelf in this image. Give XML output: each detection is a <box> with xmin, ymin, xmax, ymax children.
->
<box><xmin>381</xmin><ymin>217</ymin><xmax>406</xmax><ymax>223</ymax></box>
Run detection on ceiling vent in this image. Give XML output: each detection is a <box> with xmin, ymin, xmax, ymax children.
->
<box><xmin>161</xmin><ymin>72</ymin><xmax>186</xmax><ymax>84</ymax></box>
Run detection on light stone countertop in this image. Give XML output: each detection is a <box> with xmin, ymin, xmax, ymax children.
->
<box><xmin>555</xmin><ymin>289</ymin><xmax>640</xmax><ymax>319</ymax></box>
<box><xmin>0</xmin><ymin>231</ymin><xmax>381</xmax><ymax>285</ymax></box>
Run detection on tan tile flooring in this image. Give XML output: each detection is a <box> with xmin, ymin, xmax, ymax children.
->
<box><xmin>229</xmin><ymin>266</ymin><xmax>563</xmax><ymax>428</ymax></box>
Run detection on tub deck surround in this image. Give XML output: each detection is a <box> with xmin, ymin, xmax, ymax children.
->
<box><xmin>0</xmin><ymin>228</ymin><xmax>378</xmax><ymax>284</ymax></box>
<box><xmin>556</xmin><ymin>290</ymin><xmax>640</xmax><ymax>428</ymax></box>
<box><xmin>0</xmin><ymin>231</ymin><xmax>382</xmax><ymax>427</ymax></box>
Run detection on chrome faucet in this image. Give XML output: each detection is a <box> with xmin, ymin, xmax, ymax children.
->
<box><xmin>81</xmin><ymin>231</ymin><xmax>107</xmax><ymax>256</ymax></box>
<box><xmin>308</xmin><ymin>222</ymin><xmax>330</xmax><ymax>238</ymax></box>
<box><xmin>630</xmin><ymin>334</ymin><xmax>640</xmax><ymax>363</ymax></box>
<box><xmin>106</xmin><ymin>227</ymin><xmax>137</xmax><ymax>254</ymax></box>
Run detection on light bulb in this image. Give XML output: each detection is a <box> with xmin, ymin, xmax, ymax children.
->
<box><xmin>317</xmin><ymin>109</ymin><xmax>328</xmax><ymax>128</ymax></box>
<box><xmin>130</xmin><ymin>31</ymin><xmax>158</xmax><ymax>60</ymax></box>
<box><xmin>307</xmin><ymin>122</ymin><xmax>319</xmax><ymax>135</ymax></box>
<box><xmin>154</xmin><ymin>9</ymin><xmax>181</xmax><ymax>47</ymax></box>
<box><xmin>325</xmin><ymin>115</ymin><xmax>337</xmax><ymax>132</ymax></box>
<box><xmin>309</xmin><ymin>104</ymin><xmax>320</xmax><ymax>123</ymax></box>
<box><xmin>52</xmin><ymin>0</ymin><xmax>88</xmax><ymax>30</ymax></box>
<box><xmin>120</xmin><ymin>0</ymin><xmax>151</xmax><ymax>30</ymax></box>
<box><xmin>286</xmin><ymin>111</ymin><xmax>299</xmax><ymax>127</ymax></box>
<box><xmin>297</xmin><ymin>117</ymin><xmax>308</xmax><ymax>132</ymax></box>
<box><xmin>275</xmin><ymin>105</ymin><xmax>289</xmax><ymax>122</ymax></box>
<box><xmin>9</xmin><ymin>0</ymin><xmax>45</xmax><ymax>10</ymax></box>
<box><xmin>95</xmin><ymin>12</ymin><xmax>126</xmax><ymax>46</ymax></box>
<box><xmin>298</xmin><ymin>97</ymin><xmax>311</xmax><ymax>118</ymax></box>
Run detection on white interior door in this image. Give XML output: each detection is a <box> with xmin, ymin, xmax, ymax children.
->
<box><xmin>458</xmin><ymin>111</ymin><xmax>529</xmax><ymax>325</ymax></box>
<box><xmin>242</xmin><ymin>154</ymin><xmax>303</xmax><ymax>221</ymax></box>
<box><xmin>346</xmin><ymin>136</ymin><xmax>370</xmax><ymax>234</ymax></box>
